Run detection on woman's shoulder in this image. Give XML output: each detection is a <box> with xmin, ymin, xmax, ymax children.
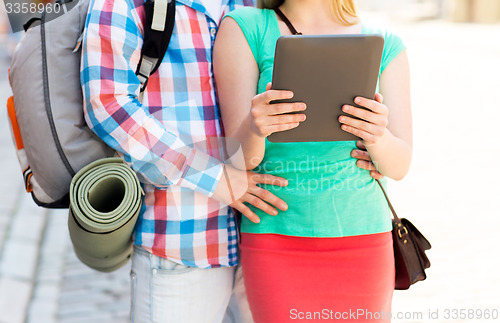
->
<box><xmin>225</xmin><ymin>7</ymin><xmax>269</xmax><ymax>23</ymax></box>
<box><xmin>362</xmin><ymin>23</ymin><xmax>406</xmax><ymax>72</ymax></box>
<box><xmin>223</xmin><ymin>7</ymin><xmax>274</xmax><ymax>47</ymax></box>
<box><xmin>362</xmin><ymin>23</ymin><xmax>404</xmax><ymax>46</ymax></box>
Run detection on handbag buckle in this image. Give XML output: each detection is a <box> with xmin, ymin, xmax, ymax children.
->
<box><xmin>398</xmin><ymin>226</ymin><xmax>408</xmax><ymax>239</ymax></box>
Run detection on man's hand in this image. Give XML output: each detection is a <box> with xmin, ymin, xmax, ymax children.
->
<box><xmin>212</xmin><ymin>164</ymin><xmax>288</xmax><ymax>223</ymax></box>
<box><xmin>351</xmin><ymin>141</ymin><xmax>384</xmax><ymax>180</ymax></box>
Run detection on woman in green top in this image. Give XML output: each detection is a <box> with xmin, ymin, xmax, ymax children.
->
<box><xmin>214</xmin><ymin>0</ymin><xmax>412</xmax><ymax>322</ymax></box>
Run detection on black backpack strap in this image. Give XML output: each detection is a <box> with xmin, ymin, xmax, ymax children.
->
<box><xmin>23</xmin><ymin>17</ymin><xmax>42</xmax><ymax>32</ymax></box>
<box><xmin>136</xmin><ymin>0</ymin><xmax>176</xmax><ymax>101</ymax></box>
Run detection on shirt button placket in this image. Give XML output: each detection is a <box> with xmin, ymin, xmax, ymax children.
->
<box><xmin>210</xmin><ymin>25</ymin><xmax>217</xmax><ymax>45</ymax></box>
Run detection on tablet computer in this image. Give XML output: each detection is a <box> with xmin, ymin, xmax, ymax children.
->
<box><xmin>268</xmin><ymin>34</ymin><xmax>384</xmax><ymax>143</ymax></box>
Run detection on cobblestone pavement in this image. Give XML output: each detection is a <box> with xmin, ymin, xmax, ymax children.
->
<box><xmin>0</xmin><ymin>36</ymin><xmax>130</xmax><ymax>323</ymax></box>
<box><xmin>366</xmin><ymin>12</ymin><xmax>500</xmax><ymax>323</ymax></box>
<box><xmin>0</xmin><ymin>14</ymin><xmax>499</xmax><ymax>323</ymax></box>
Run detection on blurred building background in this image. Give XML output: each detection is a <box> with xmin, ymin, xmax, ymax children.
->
<box><xmin>1</xmin><ymin>0</ymin><xmax>500</xmax><ymax>323</ymax></box>
<box><xmin>358</xmin><ymin>0</ymin><xmax>500</xmax><ymax>23</ymax></box>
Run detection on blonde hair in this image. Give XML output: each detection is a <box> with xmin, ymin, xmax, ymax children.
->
<box><xmin>259</xmin><ymin>0</ymin><xmax>358</xmax><ymax>26</ymax></box>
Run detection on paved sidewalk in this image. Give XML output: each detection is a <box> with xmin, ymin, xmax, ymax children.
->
<box><xmin>0</xmin><ymin>14</ymin><xmax>499</xmax><ymax>323</ymax></box>
<box><xmin>367</xmin><ymin>13</ymin><xmax>500</xmax><ymax>323</ymax></box>
<box><xmin>0</xmin><ymin>44</ymin><xmax>130</xmax><ymax>323</ymax></box>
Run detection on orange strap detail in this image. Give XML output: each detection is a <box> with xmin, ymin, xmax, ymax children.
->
<box><xmin>6</xmin><ymin>96</ymin><xmax>24</xmax><ymax>150</ymax></box>
<box><xmin>22</xmin><ymin>167</ymin><xmax>34</xmax><ymax>193</ymax></box>
<box><xmin>25</xmin><ymin>172</ymin><xmax>33</xmax><ymax>193</ymax></box>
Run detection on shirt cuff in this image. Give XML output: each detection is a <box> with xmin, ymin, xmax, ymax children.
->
<box><xmin>177</xmin><ymin>148</ymin><xmax>224</xmax><ymax>197</ymax></box>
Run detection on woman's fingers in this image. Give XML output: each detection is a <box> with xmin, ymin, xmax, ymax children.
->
<box><xmin>351</xmin><ymin>149</ymin><xmax>385</xmax><ymax>179</ymax></box>
<box><xmin>342</xmin><ymin>105</ymin><xmax>388</xmax><ymax>127</ymax></box>
<box><xmin>351</xmin><ymin>148</ymin><xmax>385</xmax><ymax>179</ymax></box>
<box><xmin>340</xmin><ymin>124</ymin><xmax>377</xmax><ymax>142</ymax></box>
<box><xmin>354</xmin><ymin>96</ymin><xmax>388</xmax><ymax>114</ymax></box>
<box><xmin>351</xmin><ymin>149</ymin><xmax>371</xmax><ymax>161</ymax></box>
<box><xmin>267</xmin><ymin>123</ymin><xmax>301</xmax><ymax>134</ymax></box>
<box><xmin>255</xmin><ymin>89</ymin><xmax>294</xmax><ymax>103</ymax></box>
<box><xmin>272</xmin><ymin>112</ymin><xmax>306</xmax><ymax>124</ymax></box>
<box><xmin>251</xmin><ymin>90</ymin><xmax>293</xmax><ymax>110</ymax></box>
<box><xmin>250</xmin><ymin>88</ymin><xmax>307</xmax><ymax>137</ymax></box>
<box><xmin>356</xmin><ymin>140</ymin><xmax>367</xmax><ymax>150</ymax></box>
<box><xmin>356</xmin><ymin>159</ymin><xmax>378</xmax><ymax>171</ymax></box>
<box><xmin>374</xmin><ymin>93</ymin><xmax>384</xmax><ymax>104</ymax></box>
<box><xmin>370</xmin><ymin>170</ymin><xmax>384</xmax><ymax>180</ymax></box>
<box><xmin>260</xmin><ymin>106</ymin><xmax>306</xmax><ymax>136</ymax></box>
<box><xmin>338</xmin><ymin>96</ymin><xmax>389</xmax><ymax>143</ymax></box>
<box><xmin>268</xmin><ymin>102</ymin><xmax>306</xmax><ymax>115</ymax></box>
<box><xmin>339</xmin><ymin>116</ymin><xmax>385</xmax><ymax>137</ymax></box>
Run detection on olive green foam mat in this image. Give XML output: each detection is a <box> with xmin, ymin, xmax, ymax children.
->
<box><xmin>68</xmin><ymin>157</ymin><xmax>143</xmax><ymax>272</ymax></box>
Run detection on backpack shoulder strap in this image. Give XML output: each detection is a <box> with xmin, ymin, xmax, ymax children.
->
<box><xmin>136</xmin><ymin>0</ymin><xmax>176</xmax><ymax>101</ymax></box>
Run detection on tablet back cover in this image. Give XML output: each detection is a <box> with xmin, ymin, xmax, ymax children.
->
<box><xmin>269</xmin><ymin>34</ymin><xmax>384</xmax><ymax>143</ymax></box>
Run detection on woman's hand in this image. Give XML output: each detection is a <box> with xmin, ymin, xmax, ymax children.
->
<box><xmin>250</xmin><ymin>83</ymin><xmax>307</xmax><ymax>138</ymax></box>
<box><xmin>339</xmin><ymin>93</ymin><xmax>389</xmax><ymax>146</ymax></box>
<box><xmin>351</xmin><ymin>141</ymin><xmax>384</xmax><ymax>180</ymax></box>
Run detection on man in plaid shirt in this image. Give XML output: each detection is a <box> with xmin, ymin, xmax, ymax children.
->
<box><xmin>81</xmin><ymin>0</ymin><xmax>382</xmax><ymax>321</ymax></box>
<box><xmin>81</xmin><ymin>0</ymin><xmax>289</xmax><ymax>321</ymax></box>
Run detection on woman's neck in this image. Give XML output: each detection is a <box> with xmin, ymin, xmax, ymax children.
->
<box><xmin>278</xmin><ymin>0</ymin><xmax>360</xmax><ymax>35</ymax></box>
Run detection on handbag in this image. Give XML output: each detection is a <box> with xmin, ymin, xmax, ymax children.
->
<box><xmin>376</xmin><ymin>179</ymin><xmax>432</xmax><ymax>290</ymax></box>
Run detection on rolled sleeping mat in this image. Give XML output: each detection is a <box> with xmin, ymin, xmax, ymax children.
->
<box><xmin>68</xmin><ymin>157</ymin><xmax>143</xmax><ymax>272</ymax></box>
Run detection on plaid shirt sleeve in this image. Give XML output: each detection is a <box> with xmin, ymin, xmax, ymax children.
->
<box><xmin>81</xmin><ymin>0</ymin><xmax>223</xmax><ymax>197</ymax></box>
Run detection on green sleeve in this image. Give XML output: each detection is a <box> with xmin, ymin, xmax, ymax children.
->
<box><xmin>380</xmin><ymin>30</ymin><xmax>406</xmax><ymax>73</ymax></box>
<box><xmin>223</xmin><ymin>7</ymin><xmax>264</xmax><ymax>66</ymax></box>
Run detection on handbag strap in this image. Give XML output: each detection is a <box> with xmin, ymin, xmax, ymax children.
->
<box><xmin>274</xmin><ymin>8</ymin><xmax>303</xmax><ymax>35</ymax></box>
<box><xmin>375</xmin><ymin>179</ymin><xmax>401</xmax><ymax>222</ymax></box>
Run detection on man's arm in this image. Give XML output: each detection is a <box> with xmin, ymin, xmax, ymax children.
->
<box><xmin>81</xmin><ymin>0</ymin><xmax>289</xmax><ymax>221</ymax></box>
<box><xmin>81</xmin><ymin>0</ymin><xmax>223</xmax><ymax>196</ymax></box>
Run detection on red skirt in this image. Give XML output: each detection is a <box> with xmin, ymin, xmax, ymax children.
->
<box><xmin>240</xmin><ymin>232</ymin><xmax>395</xmax><ymax>323</ymax></box>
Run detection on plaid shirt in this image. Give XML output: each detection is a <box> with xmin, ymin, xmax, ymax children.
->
<box><xmin>81</xmin><ymin>0</ymin><xmax>255</xmax><ymax>268</ymax></box>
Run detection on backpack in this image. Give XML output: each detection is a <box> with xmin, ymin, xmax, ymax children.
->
<box><xmin>7</xmin><ymin>0</ymin><xmax>176</xmax><ymax>208</ymax></box>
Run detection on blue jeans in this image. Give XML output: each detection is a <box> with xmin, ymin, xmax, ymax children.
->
<box><xmin>130</xmin><ymin>246</ymin><xmax>253</xmax><ymax>323</ymax></box>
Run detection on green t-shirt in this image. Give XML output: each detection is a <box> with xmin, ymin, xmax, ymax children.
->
<box><xmin>225</xmin><ymin>7</ymin><xmax>406</xmax><ymax>238</ymax></box>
